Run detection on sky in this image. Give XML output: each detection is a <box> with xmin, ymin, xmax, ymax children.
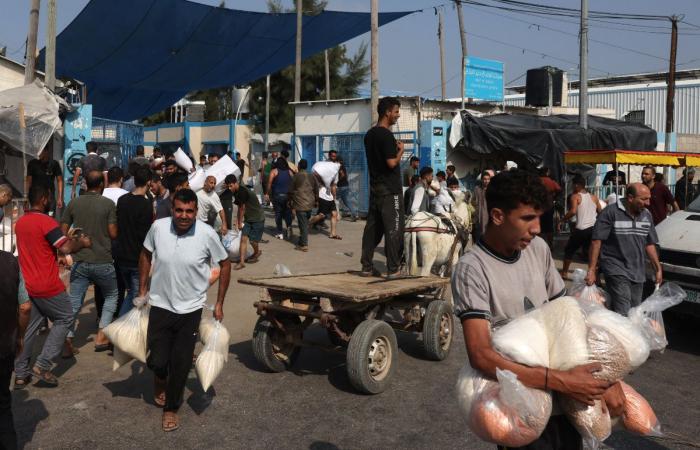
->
<box><xmin>1</xmin><ymin>0</ymin><xmax>699</xmax><ymax>99</ymax></box>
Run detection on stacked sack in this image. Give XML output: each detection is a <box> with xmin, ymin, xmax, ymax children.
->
<box><xmin>196</xmin><ymin>312</ymin><xmax>231</xmax><ymax>392</ymax></box>
<box><xmin>104</xmin><ymin>296</ymin><xmax>151</xmax><ymax>370</ymax></box>
<box><xmin>456</xmin><ymin>283</ymin><xmax>686</xmax><ymax>449</ymax></box>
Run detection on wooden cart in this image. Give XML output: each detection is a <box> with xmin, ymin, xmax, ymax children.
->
<box><xmin>238</xmin><ymin>271</ymin><xmax>454</xmax><ymax>394</ymax></box>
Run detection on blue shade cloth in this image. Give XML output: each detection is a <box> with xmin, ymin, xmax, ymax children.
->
<box><xmin>39</xmin><ymin>0</ymin><xmax>412</xmax><ymax>121</ymax></box>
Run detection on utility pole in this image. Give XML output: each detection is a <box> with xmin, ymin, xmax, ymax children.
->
<box><xmin>324</xmin><ymin>49</ymin><xmax>331</xmax><ymax>101</ymax></box>
<box><xmin>370</xmin><ymin>0</ymin><xmax>379</xmax><ymax>124</ymax></box>
<box><xmin>265</xmin><ymin>74</ymin><xmax>271</xmax><ymax>154</ymax></box>
<box><xmin>294</xmin><ymin>0</ymin><xmax>302</xmax><ymax>103</ymax></box>
<box><xmin>438</xmin><ymin>8</ymin><xmax>446</xmax><ymax>101</ymax></box>
<box><xmin>45</xmin><ymin>0</ymin><xmax>57</xmax><ymax>91</ymax></box>
<box><xmin>455</xmin><ymin>0</ymin><xmax>468</xmax><ymax>109</ymax></box>
<box><xmin>24</xmin><ymin>0</ymin><xmax>41</xmax><ymax>85</ymax></box>
<box><xmin>665</xmin><ymin>16</ymin><xmax>679</xmax><ymax>152</ymax></box>
<box><xmin>578</xmin><ymin>0</ymin><xmax>588</xmax><ymax>129</ymax></box>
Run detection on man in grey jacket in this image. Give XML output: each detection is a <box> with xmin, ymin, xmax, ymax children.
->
<box><xmin>288</xmin><ymin>159</ymin><xmax>319</xmax><ymax>252</ymax></box>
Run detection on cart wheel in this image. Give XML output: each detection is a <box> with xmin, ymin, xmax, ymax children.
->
<box><xmin>252</xmin><ymin>316</ymin><xmax>301</xmax><ymax>373</ymax></box>
<box><xmin>346</xmin><ymin>320</ymin><xmax>398</xmax><ymax>394</ymax></box>
<box><xmin>423</xmin><ymin>300</ymin><xmax>454</xmax><ymax>361</ymax></box>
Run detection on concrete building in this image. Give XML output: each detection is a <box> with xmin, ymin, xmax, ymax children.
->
<box><xmin>0</xmin><ymin>54</ymin><xmax>43</xmax><ymax>91</ymax></box>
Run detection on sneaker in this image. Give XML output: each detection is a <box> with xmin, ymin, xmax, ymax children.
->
<box><xmin>385</xmin><ymin>271</ymin><xmax>403</xmax><ymax>280</ymax></box>
<box><xmin>275</xmin><ymin>233</ymin><xmax>284</xmax><ymax>240</ymax></box>
<box><xmin>294</xmin><ymin>245</ymin><xmax>309</xmax><ymax>252</ymax></box>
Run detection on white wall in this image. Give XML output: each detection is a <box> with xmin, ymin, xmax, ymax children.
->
<box><xmin>295</xmin><ymin>101</ymin><xmax>372</xmax><ymax>135</ymax></box>
<box><xmin>0</xmin><ymin>59</ymin><xmax>27</xmax><ymax>91</ymax></box>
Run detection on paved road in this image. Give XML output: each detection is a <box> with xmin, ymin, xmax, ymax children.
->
<box><xmin>13</xmin><ymin>215</ymin><xmax>700</xmax><ymax>449</ymax></box>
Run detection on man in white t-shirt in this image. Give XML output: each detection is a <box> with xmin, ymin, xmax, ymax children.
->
<box><xmin>310</xmin><ymin>161</ymin><xmax>341</xmax><ymax>240</ymax></box>
<box><xmin>196</xmin><ymin>176</ymin><xmax>227</xmax><ymax>235</ymax></box>
<box><xmin>102</xmin><ymin>167</ymin><xmax>129</xmax><ymax>205</ymax></box>
<box><xmin>138</xmin><ymin>188</ymin><xmax>230</xmax><ymax>432</ymax></box>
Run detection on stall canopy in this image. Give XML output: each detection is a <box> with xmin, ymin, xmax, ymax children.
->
<box><xmin>458</xmin><ymin>112</ymin><xmax>658</xmax><ymax>182</ymax></box>
<box><xmin>39</xmin><ymin>0</ymin><xmax>412</xmax><ymax>121</ymax></box>
<box><xmin>564</xmin><ymin>150</ymin><xmax>687</xmax><ymax>167</ymax></box>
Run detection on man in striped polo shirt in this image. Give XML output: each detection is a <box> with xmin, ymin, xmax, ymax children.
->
<box><xmin>585</xmin><ymin>183</ymin><xmax>663</xmax><ymax>315</ymax></box>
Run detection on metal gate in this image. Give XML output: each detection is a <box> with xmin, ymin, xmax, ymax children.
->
<box><xmin>91</xmin><ymin>117</ymin><xmax>144</xmax><ymax>169</ymax></box>
<box><xmin>298</xmin><ymin>131</ymin><xmax>417</xmax><ymax>214</ymax></box>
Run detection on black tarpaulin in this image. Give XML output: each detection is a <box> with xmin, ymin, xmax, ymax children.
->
<box><xmin>458</xmin><ymin>111</ymin><xmax>658</xmax><ymax>183</ymax></box>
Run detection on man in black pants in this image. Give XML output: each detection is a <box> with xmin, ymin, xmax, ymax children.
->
<box><xmin>138</xmin><ymin>189</ymin><xmax>230</xmax><ymax>432</ymax></box>
<box><xmin>0</xmin><ymin>250</ymin><xmax>30</xmax><ymax>449</ymax></box>
<box><xmin>360</xmin><ymin>97</ymin><xmax>405</xmax><ymax>279</ymax></box>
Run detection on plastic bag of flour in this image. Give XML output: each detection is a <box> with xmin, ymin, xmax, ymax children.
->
<box><xmin>570</xmin><ymin>269</ymin><xmax>609</xmax><ymax>307</ymax></box>
<box><xmin>196</xmin><ymin>321</ymin><xmax>228</xmax><ymax>391</ymax></box>
<box><xmin>535</xmin><ymin>297</ymin><xmax>589</xmax><ymax>371</ymax></box>
<box><xmin>493</xmin><ymin>314</ymin><xmax>550</xmax><ymax>368</ymax></box>
<box><xmin>199</xmin><ymin>310</ymin><xmax>230</xmax><ymax>360</ymax></box>
<box><xmin>456</xmin><ymin>365</ymin><xmax>552</xmax><ymax>447</ymax></box>
<box><xmin>112</xmin><ymin>346</ymin><xmax>134</xmax><ymax>371</ymax></box>
<box><xmin>628</xmin><ymin>282</ymin><xmax>686</xmax><ymax>352</ymax></box>
<box><xmin>103</xmin><ymin>296</ymin><xmax>150</xmax><ymax>363</ymax></box>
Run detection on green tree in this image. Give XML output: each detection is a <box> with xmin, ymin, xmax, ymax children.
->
<box><xmin>248</xmin><ymin>0</ymin><xmax>368</xmax><ymax>132</ymax></box>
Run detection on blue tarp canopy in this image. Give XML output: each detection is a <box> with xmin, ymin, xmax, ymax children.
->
<box><xmin>38</xmin><ymin>0</ymin><xmax>411</xmax><ymax>121</ymax></box>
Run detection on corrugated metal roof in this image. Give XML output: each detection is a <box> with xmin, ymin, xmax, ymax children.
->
<box><xmin>505</xmin><ymin>83</ymin><xmax>700</xmax><ymax>134</ymax></box>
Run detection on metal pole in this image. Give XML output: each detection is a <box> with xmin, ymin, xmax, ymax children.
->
<box><xmin>455</xmin><ymin>0</ymin><xmax>468</xmax><ymax>109</ymax></box>
<box><xmin>265</xmin><ymin>74</ymin><xmax>270</xmax><ymax>154</ymax></box>
<box><xmin>438</xmin><ymin>9</ymin><xmax>446</xmax><ymax>101</ymax></box>
<box><xmin>45</xmin><ymin>0</ymin><xmax>57</xmax><ymax>91</ymax></box>
<box><xmin>665</xmin><ymin>16</ymin><xmax>679</xmax><ymax>152</ymax></box>
<box><xmin>578</xmin><ymin>0</ymin><xmax>588</xmax><ymax>129</ymax></box>
<box><xmin>24</xmin><ymin>0</ymin><xmax>41</xmax><ymax>85</ymax></box>
<box><xmin>547</xmin><ymin>68</ymin><xmax>553</xmax><ymax>116</ymax></box>
<box><xmin>370</xmin><ymin>0</ymin><xmax>379</xmax><ymax>124</ymax></box>
<box><xmin>294</xmin><ymin>0</ymin><xmax>302</xmax><ymax>103</ymax></box>
<box><xmin>324</xmin><ymin>49</ymin><xmax>331</xmax><ymax>101</ymax></box>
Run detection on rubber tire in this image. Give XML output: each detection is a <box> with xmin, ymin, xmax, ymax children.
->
<box><xmin>423</xmin><ymin>300</ymin><xmax>454</xmax><ymax>361</ymax></box>
<box><xmin>252</xmin><ymin>316</ymin><xmax>301</xmax><ymax>373</ymax></box>
<box><xmin>346</xmin><ymin>320</ymin><xmax>398</xmax><ymax>394</ymax></box>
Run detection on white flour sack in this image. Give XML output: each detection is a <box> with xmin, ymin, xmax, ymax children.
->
<box><xmin>311</xmin><ymin>160</ymin><xmax>340</xmax><ymax>190</ymax></box>
<box><xmin>587</xmin><ymin>308</ymin><xmax>649</xmax><ymax>369</ymax></box>
<box><xmin>196</xmin><ymin>321</ymin><xmax>229</xmax><ymax>391</ymax></box>
<box><xmin>103</xmin><ymin>297</ymin><xmax>150</xmax><ymax>363</ymax></box>
<box><xmin>535</xmin><ymin>297</ymin><xmax>589</xmax><ymax>370</ymax></box>
<box><xmin>492</xmin><ymin>314</ymin><xmax>550</xmax><ymax>368</ymax></box>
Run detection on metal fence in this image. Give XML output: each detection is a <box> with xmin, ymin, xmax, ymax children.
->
<box><xmin>92</xmin><ymin>117</ymin><xmax>144</xmax><ymax>169</ymax></box>
<box><xmin>0</xmin><ymin>199</ymin><xmax>27</xmax><ymax>254</ymax></box>
<box><xmin>299</xmin><ymin>131</ymin><xmax>417</xmax><ymax>214</ymax></box>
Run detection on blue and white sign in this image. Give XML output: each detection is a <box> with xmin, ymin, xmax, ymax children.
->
<box><xmin>465</xmin><ymin>56</ymin><xmax>504</xmax><ymax>102</ymax></box>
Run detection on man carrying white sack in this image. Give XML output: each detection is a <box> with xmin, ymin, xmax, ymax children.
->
<box><xmin>452</xmin><ymin>169</ymin><xmax>624</xmax><ymax>450</ymax></box>
<box><xmin>196</xmin><ymin>176</ymin><xmax>227</xmax><ymax>235</ymax></box>
<box><xmin>138</xmin><ymin>188</ymin><xmax>231</xmax><ymax>432</ymax></box>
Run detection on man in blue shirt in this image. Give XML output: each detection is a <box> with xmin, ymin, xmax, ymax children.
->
<box><xmin>138</xmin><ymin>189</ymin><xmax>230</xmax><ymax>432</ymax></box>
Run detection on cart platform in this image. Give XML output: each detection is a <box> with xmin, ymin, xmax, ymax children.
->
<box><xmin>238</xmin><ymin>271</ymin><xmax>449</xmax><ymax>303</ymax></box>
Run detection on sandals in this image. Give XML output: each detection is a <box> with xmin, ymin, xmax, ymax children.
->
<box><xmin>329</xmin><ymin>235</ymin><xmax>342</xmax><ymax>240</ymax></box>
<box><xmin>14</xmin><ymin>376</ymin><xmax>32</xmax><ymax>390</ymax></box>
<box><xmin>162</xmin><ymin>411</ymin><xmax>179</xmax><ymax>432</ymax></box>
<box><xmin>94</xmin><ymin>343</ymin><xmax>113</xmax><ymax>352</ymax></box>
<box><xmin>154</xmin><ymin>377</ymin><xmax>167</xmax><ymax>408</ymax></box>
<box><xmin>246</xmin><ymin>252</ymin><xmax>262</xmax><ymax>263</ymax></box>
<box><xmin>32</xmin><ymin>366</ymin><xmax>58</xmax><ymax>386</ymax></box>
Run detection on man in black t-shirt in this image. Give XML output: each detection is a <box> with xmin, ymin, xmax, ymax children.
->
<box><xmin>361</xmin><ymin>97</ymin><xmax>405</xmax><ymax>278</ymax></box>
<box><xmin>26</xmin><ymin>142</ymin><xmax>63</xmax><ymax>214</ymax></box>
<box><xmin>115</xmin><ymin>166</ymin><xmax>154</xmax><ymax>317</ymax></box>
<box><xmin>72</xmin><ymin>141</ymin><xmax>108</xmax><ymax>199</ymax></box>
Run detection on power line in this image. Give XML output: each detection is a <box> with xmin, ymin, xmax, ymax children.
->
<box><xmin>463</xmin><ymin>3</ymin><xmax>670</xmax><ymax>62</ymax></box>
<box><xmin>456</xmin><ymin>0</ymin><xmax>671</xmax><ymax>21</ymax></box>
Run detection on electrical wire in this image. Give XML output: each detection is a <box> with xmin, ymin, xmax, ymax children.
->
<box><xmin>462</xmin><ymin>3</ymin><xmax>670</xmax><ymax>62</ymax></box>
<box><xmin>456</xmin><ymin>0</ymin><xmax>670</xmax><ymax>21</ymax></box>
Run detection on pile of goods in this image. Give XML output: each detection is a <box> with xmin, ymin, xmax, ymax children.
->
<box><xmin>456</xmin><ymin>283</ymin><xmax>686</xmax><ymax>449</ymax></box>
<box><xmin>170</xmin><ymin>148</ymin><xmax>241</xmax><ymax>194</ymax></box>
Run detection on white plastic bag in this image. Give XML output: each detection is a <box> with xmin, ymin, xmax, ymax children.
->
<box><xmin>456</xmin><ymin>365</ymin><xmax>552</xmax><ymax>447</ymax></box>
<box><xmin>103</xmin><ymin>296</ymin><xmax>150</xmax><ymax>363</ymax></box>
<box><xmin>112</xmin><ymin>346</ymin><xmax>134</xmax><ymax>371</ymax></box>
<box><xmin>536</xmin><ymin>297</ymin><xmax>589</xmax><ymax>370</ymax></box>
<box><xmin>493</xmin><ymin>314</ymin><xmax>550</xmax><ymax>368</ymax></box>
<box><xmin>173</xmin><ymin>148</ymin><xmax>193</xmax><ymax>172</ymax></box>
<box><xmin>222</xmin><ymin>229</ymin><xmax>253</xmax><ymax>262</ymax></box>
<box><xmin>188</xmin><ymin>166</ymin><xmax>207</xmax><ymax>192</ymax></box>
<box><xmin>628</xmin><ymin>282</ymin><xmax>686</xmax><ymax>352</ymax></box>
<box><xmin>199</xmin><ymin>312</ymin><xmax>230</xmax><ymax>360</ymax></box>
<box><xmin>586</xmin><ymin>326</ymin><xmax>631</xmax><ymax>382</ymax></box>
<box><xmin>196</xmin><ymin>321</ymin><xmax>228</xmax><ymax>391</ymax></box>
<box><xmin>570</xmin><ymin>268</ymin><xmax>609</xmax><ymax>306</ymax></box>
<box><xmin>273</xmin><ymin>264</ymin><xmax>292</xmax><ymax>277</ymax></box>
<box><xmin>587</xmin><ymin>308</ymin><xmax>649</xmax><ymax>369</ymax></box>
